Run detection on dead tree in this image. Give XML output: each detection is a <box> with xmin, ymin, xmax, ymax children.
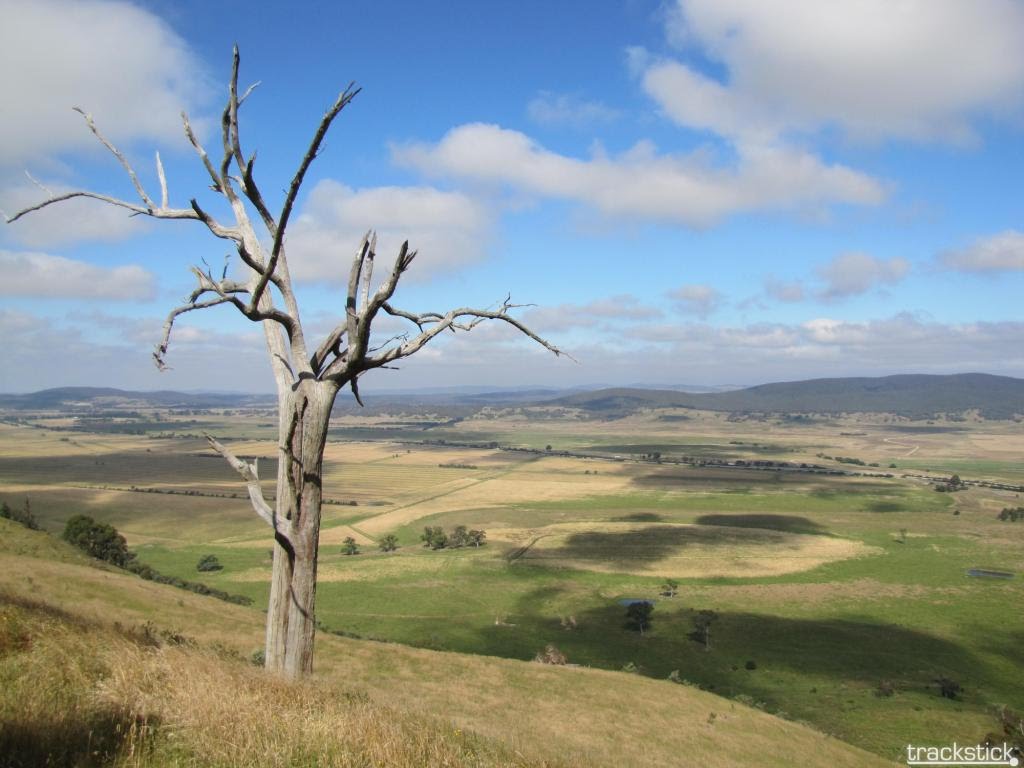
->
<box><xmin>5</xmin><ymin>48</ymin><xmax>566</xmax><ymax>679</ymax></box>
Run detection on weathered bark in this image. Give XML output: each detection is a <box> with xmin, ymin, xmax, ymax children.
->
<box><xmin>265</xmin><ymin>380</ymin><xmax>337</xmax><ymax>678</ymax></box>
<box><xmin>4</xmin><ymin>47</ymin><xmax>568</xmax><ymax>678</ymax></box>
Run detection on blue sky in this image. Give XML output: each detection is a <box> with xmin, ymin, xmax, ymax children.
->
<box><xmin>1</xmin><ymin>0</ymin><xmax>1022</xmax><ymax>393</ymax></box>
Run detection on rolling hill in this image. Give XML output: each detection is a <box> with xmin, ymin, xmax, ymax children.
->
<box><xmin>0</xmin><ymin>519</ymin><xmax>889</xmax><ymax>767</ymax></box>
<box><xmin>551</xmin><ymin>373</ymin><xmax>1024</xmax><ymax>419</ymax></box>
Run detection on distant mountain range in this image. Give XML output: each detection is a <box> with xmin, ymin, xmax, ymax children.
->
<box><xmin>550</xmin><ymin>373</ymin><xmax>1024</xmax><ymax>419</ymax></box>
<box><xmin>0</xmin><ymin>387</ymin><xmax>276</xmax><ymax>410</ymax></box>
<box><xmin>1</xmin><ymin>373</ymin><xmax>1021</xmax><ymax>419</ymax></box>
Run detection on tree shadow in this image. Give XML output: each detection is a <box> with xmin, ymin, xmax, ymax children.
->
<box><xmin>471</xmin><ymin>585</ymin><xmax>997</xmax><ymax>707</ymax></box>
<box><xmin>694</xmin><ymin>514</ymin><xmax>826</xmax><ymax>535</ymax></box>
<box><xmin>863</xmin><ymin>501</ymin><xmax>904</xmax><ymax>513</ymax></box>
<box><xmin>613</xmin><ymin>512</ymin><xmax>666</xmax><ymax>523</ymax></box>
<box><xmin>526</xmin><ymin>525</ymin><xmax>802</xmax><ymax>571</ymax></box>
<box><xmin>0</xmin><ymin>711</ymin><xmax>156</xmax><ymax>768</ymax></box>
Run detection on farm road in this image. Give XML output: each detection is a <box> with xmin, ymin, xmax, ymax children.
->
<box><xmin>882</xmin><ymin>437</ymin><xmax>919</xmax><ymax>457</ymax></box>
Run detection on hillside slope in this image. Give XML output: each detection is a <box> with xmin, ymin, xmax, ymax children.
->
<box><xmin>0</xmin><ymin>521</ymin><xmax>890</xmax><ymax>768</ymax></box>
<box><xmin>554</xmin><ymin>373</ymin><xmax>1024</xmax><ymax>418</ymax></box>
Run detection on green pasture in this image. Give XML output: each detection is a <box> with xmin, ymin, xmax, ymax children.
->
<box><xmin>2</xmin><ymin>417</ymin><xmax>1022</xmax><ymax>763</ymax></box>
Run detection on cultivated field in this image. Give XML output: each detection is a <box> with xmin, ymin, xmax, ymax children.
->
<box><xmin>1</xmin><ymin>406</ymin><xmax>1022</xmax><ymax>762</ymax></box>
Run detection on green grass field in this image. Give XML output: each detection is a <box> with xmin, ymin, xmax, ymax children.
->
<box><xmin>2</xmin><ymin>411</ymin><xmax>1022</xmax><ymax>763</ymax></box>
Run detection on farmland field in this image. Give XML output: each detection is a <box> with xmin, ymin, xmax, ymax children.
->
<box><xmin>1</xmin><ymin>406</ymin><xmax>1022</xmax><ymax>762</ymax></box>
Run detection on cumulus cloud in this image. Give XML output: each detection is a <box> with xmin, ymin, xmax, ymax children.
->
<box><xmin>668</xmin><ymin>284</ymin><xmax>722</xmax><ymax>317</ymax></box>
<box><xmin>0</xmin><ymin>308</ymin><xmax>271</xmax><ymax>393</ymax></box>
<box><xmin>0</xmin><ymin>0</ymin><xmax>207</xmax><ymax>249</ymax></box>
<box><xmin>650</xmin><ymin>0</ymin><xmax>1024</xmax><ymax>143</ymax></box>
<box><xmin>393</xmin><ymin>123</ymin><xmax>884</xmax><ymax>227</ymax></box>
<box><xmin>287</xmin><ymin>180</ymin><xmax>493</xmax><ymax>283</ymax></box>
<box><xmin>0</xmin><ymin>180</ymin><xmax>149</xmax><ymax>247</ymax></box>
<box><xmin>816</xmin><ymin>252</ymin><xmax>909</xmax><ymax>299</ymax></box>
<box><xmin>939</xmin><ymin>230</ymin><xmax>1024</xmax><ymax>273</ymax></box>
<box><xmin>523</xmin><ymin>294</ymin><xmax>662</xmax><ymax>332</ymax></box>
<box><xmin>0</xmin><ymin>0</ymin><xmax>207</xmax><ymax>168</ymax></box>
<box><xmin>0</xmin><ymin>250</ymin><xmax>155</xmax><ymax>300</ymax></box>
<box><xmin>527</xmin><ymin>92</ymin><xmax>621</xmax><ymax>127</ymax></box>
<box><xmin>763</xmin><ymin>277</ymin><xmax>805</xmax><ymax>303</ymax></box>
<box><xmin>614</xmin><ymin>314</ymin><xmax>1024</xmax><ymax>382</ymax></box>
<box><xmin>361</xmin><ymin>313</ymin><xmax>1024</xmax><ymax>390</ymax></box>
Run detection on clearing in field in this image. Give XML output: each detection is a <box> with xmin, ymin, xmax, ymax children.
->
<box><xmin>492</xmin><ymin>521</ymin><xmax>878</xmax><ymax>578</ymax></box>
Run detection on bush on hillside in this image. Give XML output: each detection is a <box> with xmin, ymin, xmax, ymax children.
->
<box><xmin>61</xmin><ymin>514</ymin><xmax>134</xmax><ymax>567</ymax></box>
<box><xmin>1</xmin><ymin>498</ymin><xmax>40</xmax><ymax>530</ymax></box>
<box><xmin>196</xmin><ymin>554</ymin><xmax>224</xmax><ymax>572</ymax></box>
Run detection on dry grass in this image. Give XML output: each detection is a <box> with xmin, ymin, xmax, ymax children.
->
<box><xmin>0</xmin><ymin>525</ymin><xmax>889</xmax><ymax>768</ymax></box>
<box><xmin>0</xmin><ymin>595</ymin><xmax>565</xmax><ymax>768</ymax></box>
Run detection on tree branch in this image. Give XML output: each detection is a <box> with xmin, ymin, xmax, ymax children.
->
<box><xmin>72</xmin><ymin>106</ymin><xmax>155</xmax><ymax>209</ymax></box>
<box><xmin>250</xmin><ymin>81</ymin><xmax>360</xmax><ymax>315</ymax></box>
<box><xmin>206</xmin><ymin>434</ymin><xmax>290</xmax><ymax>539</ymax></box>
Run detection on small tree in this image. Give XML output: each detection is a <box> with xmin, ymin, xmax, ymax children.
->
<box><xmin>379</xmin><ymin>534</ymin><xmax>399</xmax><ymax>552</ymax></box>
<box><xmin>0</xmin><ymin>498</ymin><xmax>39</xmax><ymax>531</ymax></box>
<box><xmin>661</xmin><ymin>578</ymin><xmax>678</xmax><ymax>597</ymax></box>
<box><xmin>468</xmin><ymin>529</ymin><xmax>487</xmax><ymax>547</ymax></box>
<box><xmin>196</xmin><ymin>554</ymin><xmax>224</xmax><ymax>572</ymax></box>
<box><xmin>420</xmin><ymin>526</ymin><xmax>444</xmax><ymax>549</ymax></box>
<box><xmin>341</xmin><ymin>536</ymin><xmax>360</xmax><ymax>556</ymax></box>
<box><xmin>450</xmin><ymin>525</ymin><xmax>469</xmax><ymax>548</ymax></box>
<box><xmin>693</xmin><ymin>609</ymin><xmax>718</xmax><ymax>651</ymax></box>
<box><xmin>625</xmin><ymin>601</ymin><xmax>653</xmax><ymax>635</ymax></box>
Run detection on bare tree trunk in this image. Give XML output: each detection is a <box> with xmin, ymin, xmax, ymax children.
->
<box><xmin>265</xmin><ymin>379</ymin><xmax>337</xmax><ymax>678</ymax></box>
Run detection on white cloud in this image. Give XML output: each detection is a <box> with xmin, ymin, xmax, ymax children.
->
<box><xmin>523</xmin><ymin>294</ymin><xmax>662</xmax><ymax>332</ymax></box>
<box><xmin>0</xmin><ymin>0</ymin><xmax>208</xmax><ymax>168</ymax></box>
<box><xmin>817</xmin><ymin>252</ymin><xmax>909</xmax><ymax>299</ymax></box>
<box><xmin>393</xmin><ymin>123</ymin><xmax>884</xmax><ymax>227</ymax></box>
<box><xmin>614</xmin><ymin>314</ymin><xmax>1024</xmax><ymax>382</ymax></box>
<box><xmin>527</xmin><ymin>92</ymin><xmax>620</xmax><ymax>127</ymax></box>
<box><xmin>0</xmin><ymin>308</ymin><xmax>272</xmax><ymax>393</ymax></box>
<box><xmin>0</xmin><ymin>180</ymin><xmax>149</xmax><ymax>246</ymax></box>
<box><xmin>287</xmin><ymin>180</ymin><xmax>493</xmax><ymax>283</ymax></box>
<box><xmin>939</xmin><ymin>230</ymin><xmax>1024</xmax><ymax>273</ymax></box>
<box><xmin>763</xmin><ymin>277</ymin><xmax>805</xmax><ymax>303</ymax></box>
<box><xmin>648</xmin><ymin>0</ymin><xmax>1024</xmax><ymax>144</ymax></box>
<box><xmin>668</xmin><ymin>283</ymin><xmax>722</xmax><ymax>317</ymax></box>
<box><xmin>0</xmin><ymin>250</ymin><xmax>155</xmax><ymax>300</ymax></box>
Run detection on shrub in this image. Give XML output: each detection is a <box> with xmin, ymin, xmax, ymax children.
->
<box><xmin>997</xmin><ymin>507</ymin><xmax>1023</xmax><ymax>522</ymax></box>
<box><xmin>196</xmin><ymin>554</ymin><xmax>223</xmax><ymax>572</ymax></box>
<box><xmin>533</xmin><ymin>644</ymin><xmax>567</xmax><ymax>665</ymax></box>
<box><xmin>745</xmin><ymin>660</ymin><xmax>757</xmax><ymax>671</ymax></box>
<box><xmin>1</xmin><ymin>498</ymin><xmax>40</xmax><ymax>530</ymax></box>
<box><xmin>61</xmin><ymin>515</ymin><xmax>134</xmax><ymax>567</ymax></box>
<box><xmin>935</xmin><ymin>677</ymin><xmax>962</xmax><ymax>700</ymax></box>
<box><xmin>876</xmin><ymin>679</ymin><xmax>896</xmax><ymax>697</ymax></box>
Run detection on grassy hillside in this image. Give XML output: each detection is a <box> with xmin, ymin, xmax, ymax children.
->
<box><xmin>555</xmin><ymin>373</ymin><xmax>1024</xmax><ymax>418</ymax></box>
<box><xmin>0</xmin><ymin>520</ymin><xmax>889</xmax><ymax>768</ymax></box>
